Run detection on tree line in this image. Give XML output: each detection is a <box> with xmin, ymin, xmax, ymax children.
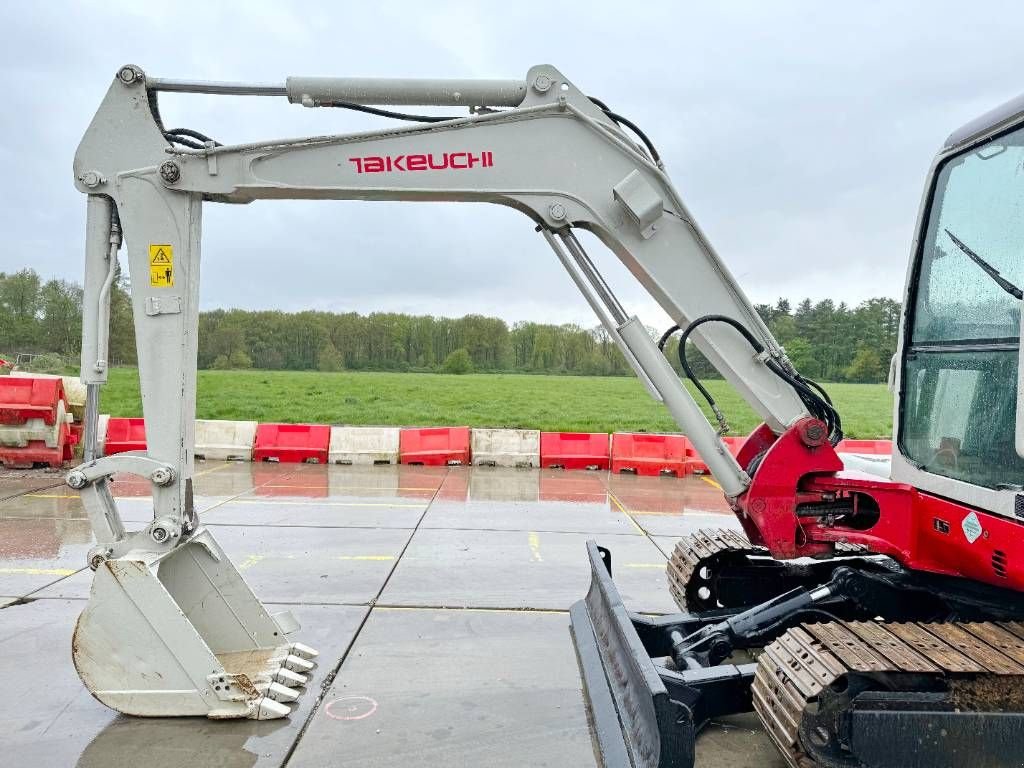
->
<box><xmin>0</xmin><ymin>268</ymin><xmax>900</xmax><ymax>383</ymax></box>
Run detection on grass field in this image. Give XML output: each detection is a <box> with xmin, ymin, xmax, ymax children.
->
<box><xmin>98</xmin><ymin>368</ymin><xmax>893</xmax><ymax>438</ymax></box>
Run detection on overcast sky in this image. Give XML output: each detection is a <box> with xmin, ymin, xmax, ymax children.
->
<box><xmin>2</xmin><ymin>1</ymin><xmax>1022</xmax><ymax>330</ymax></box>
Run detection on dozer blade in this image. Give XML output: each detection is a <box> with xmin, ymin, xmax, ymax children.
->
<box><xmin>570</xmin><ymin>541</ymin><xmax>755</xmax><ymax>768</ymax></box>
<box><xmin>72</xmin><ymin>527</ymin><xmax>318</xmax><ymax>720</ymax></box>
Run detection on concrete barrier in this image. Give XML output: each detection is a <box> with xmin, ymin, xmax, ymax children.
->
<box><xmin>471</xmin><ymin>428</ymin><xmax>540</xmax><ymax>468</ymax></box>
<box><xmin>96</xmin><ymin>414</ymin><xmax>110</xmax><ymax>456</ymax></box>
<box><xmin>0</xmin><ymin>401</ymin><xmax>69</xmax><ymax>448</ymax></box>
<box><xmin>9</xmin><ymin>372</ymin><xmax>86</xmax><ymax>421</ymax></box>
<box><xmin>328</xmin><ymin>426</ymin><xmax>400</xmax><ymax>465</ymax></box>
<box><xmin>195</xmin><ymin>419</ymin><xmax>258</xmax><ymax>461</ymax></box>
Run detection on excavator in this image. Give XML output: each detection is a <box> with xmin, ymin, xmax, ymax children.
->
<box><xmin>69</xmin><ymin>64</ymin><xmax>1024</xmax><ymax>765</ymax></box>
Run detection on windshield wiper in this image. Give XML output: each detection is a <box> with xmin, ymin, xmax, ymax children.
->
<box><xmin>944</xmin><ymin>229</ymin><xmax>1023</xmax><ymax>300</ymax></box>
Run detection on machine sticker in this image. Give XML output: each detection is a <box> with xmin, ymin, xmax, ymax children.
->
<box><xmin>149</xmin><ymin>244</ymin><xmax>174</xmax><ymax>287</ymax></box>
<box><xmin>961</xmin><ymin>511</ymin><xmax>983</xmax><ymax>544</ymax></box>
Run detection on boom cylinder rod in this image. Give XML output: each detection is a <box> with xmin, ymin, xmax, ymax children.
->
<box><xmin>148</xmin><ymin>76</ymin><xmax>529</xmax><ymax>107</ymax></box>
<box><xmin>542</xmin><ymin>229</ymin><xmax>662</xmax><ymax>403</ymax></box>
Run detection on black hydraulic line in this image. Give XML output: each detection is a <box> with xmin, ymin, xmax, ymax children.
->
<box><xmin>657</xmin><ymin>324</ymin><xmax>680</xmax><ymax>351</ymax></box>
<box><xmin>322</xmin><ymin>100</ymin><xmax>460</xmax><ymax>123</ymax></box>
<box><xmin>165</xmin><ymin>127</ymin><xmax>221</xmax><ymax>145</ymax></box>
<box><xmin>165</xmin><ymin>134</ymin><xmax>206</xmax><ymax>149</ymax></box>
<box><xmin>677</xmin><ymin>314</ymin><xmax>843</xmax><ymax>445</ymax></box>
<box><xmin>587</xmin><ymin>95</ymin><xmax>662</xmax><ymax>164</ymax></box>
<box><xmin>602</xmin><ymin>110</ymin><xmax>661</xmax><ymax>164</ymax></box>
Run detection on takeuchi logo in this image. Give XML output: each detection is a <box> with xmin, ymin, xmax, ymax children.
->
<box><xmin>347</xmin><ymin>151</ymin><xmax>494</xmax><ymax>174</ymax></box>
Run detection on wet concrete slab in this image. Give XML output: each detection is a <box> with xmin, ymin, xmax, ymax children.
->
<box><xmin>33</xmin><ymin>523</ymin><xmax>412</xmax><ymax>603</ymax></box>
<box><xmin>287</xmin><ymin>607</ymin><xmax>598</xmax><ymax>768</ymax></box>
<box><xmin>207</xmin><ymin>496</ymin><xmax>426</xmax><ymax>529</ymax></box>
<box><xmin>0</xmin><ymin>462</ymin><xmax>788</xmax><ymax>767</ymax></box>
<box><xmin>1</xmin><ymin>598</ymin><xmax>367</xmax><ymax>768</ymax></box>
<box><xmin>0</xmin><ymin>515</ymin><xmax>91</xmax><ymax>596</ymax></box>
<box><xmin>381</xmin><ymin>528</ymin><xmax>678</xmax><ymax>613</ymax></box>
<box><xmin>421</xmin><ymin>497</ymin><xmax>639</xmax><ymax>534</ymax></box>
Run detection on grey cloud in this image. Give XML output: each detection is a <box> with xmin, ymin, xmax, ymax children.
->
<box><xmin>2</xmin><ymin>0</ymin><xmax>1022</xmax><ymax>331</ymax></box>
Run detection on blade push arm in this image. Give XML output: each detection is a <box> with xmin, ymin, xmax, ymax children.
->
<box><xmin>73</xmin><ymin>64</ymin><xmax>812</xmax><ymax>540</ymax></box>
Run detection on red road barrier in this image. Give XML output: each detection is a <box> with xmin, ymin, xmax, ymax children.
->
<box><xmin>683</xmin><ymin>435</ymin><xmax>745</xmax><ymax>476</ymax></box>
<box><xmin>253</xmin><ymin>423</ymin><xmax>330</xmax><ymax>464</ymax></box>
<box><xmin>104</xmin><ymin>417</ymin><xmax>147</xmax><ymax>455</ymax></box>
<box><xmin>540</xmin><ymin>432</ymin><xmax>610</xmax><ymax>471</ymax></box>
<box><xmin>611</xmin><ymin>433</ymin><xmax>689</xmax><ymax>476</ymax></box>
<box><xmin>0</xmin><ymin>376</ymin><xmax>65</xmax><ymax>425</ymax></box>
<box><xmin>836</xmin><ymin>439</ymin><xmax>892</xmax><ymax>455</ymax></box>
<box><xmin>399</xmin><ymin>427</ymin><xmax>471</xmax><ymax>466</ymax></box>
<box><xmin>0</xmin><ymin>441</ymin><xmax>67</xmax><ymax>469</ymax></box>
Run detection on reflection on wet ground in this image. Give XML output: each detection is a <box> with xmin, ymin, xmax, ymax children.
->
<box><xmin>0</xmin><ymin>461</ymin><xmax>780</xmax><ymax>768</ymax></box>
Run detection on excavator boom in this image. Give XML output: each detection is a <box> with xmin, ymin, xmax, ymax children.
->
<box><xmin>70</xmin><ymin>64</ymin><xmax>1024</xmax><ymax>765</ymax></box>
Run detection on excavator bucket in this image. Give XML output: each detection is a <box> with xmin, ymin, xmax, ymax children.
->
<box><xmin>570</xmin><ymin>541</ymin><xmax>754</xmax><ymax>768</ymax></box>
<box><xmin>72</xmin><ymin>527</ymin><xmax>317</xmax><ymax>720</ymax></box>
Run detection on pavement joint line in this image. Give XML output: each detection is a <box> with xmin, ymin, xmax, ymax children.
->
<box><xmin>193</xmin><ymin>462</ymin><xmax>236</xmax><ymax>478</ymax></box>
<box><xmin>606</xmin><ymin>489</ymin><xmax>647</xmax><ymax>535</ymax></box>
<box><xmin>373</xmin><ymin>604</ymin><xmax>570</xmax><ymax>614</ymax></box>
<box><xmin>600</xmin><ymin>475</ymin><xmax>671</xmax><ymax>562</ymax></box>
<box><xmin>223</xmin><ymin>499</ymin><xmax>426</xmax><ymax>508</ymax></box>
<box><xmin>0</xmin><ymin>479</ymin><xmax>67</xmax><ymax>503</ymax></box>
<box><xmin>279</xmin><ymin>466</ymin><xmax>450</xmax><ymax>768</ymax></box>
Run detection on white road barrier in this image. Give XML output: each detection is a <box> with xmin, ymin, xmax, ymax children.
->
<box><xmin>194</xmin><ymin>419</ymin><xmax>258</xmax><ymax>461</ymax></box>
<box><xmin>471</xmin><ymin>428</ymin><xmax>540</xmax><ymax>468</ymax></box>
<box><xmin>329</xmin><ymin>426</ymin><xmax>400</xmax><ymax>465</ymax></box>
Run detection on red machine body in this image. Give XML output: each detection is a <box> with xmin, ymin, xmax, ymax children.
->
<box><xmin>735</xmin><ymin>417</ymin><xmax>1022</xmax><ymax>592</ymax></box>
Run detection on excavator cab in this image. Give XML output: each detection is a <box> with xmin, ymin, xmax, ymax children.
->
<box><xmin>572</xmin><ymin>96</ymin><xmax>1024</xmax><ymax>768</ymax></box>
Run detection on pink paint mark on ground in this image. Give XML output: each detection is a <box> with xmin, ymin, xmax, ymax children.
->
<box><xmin>325</xmin><ymin>695</ymin><xmax>379</xmax><ymax>721</ymax></box>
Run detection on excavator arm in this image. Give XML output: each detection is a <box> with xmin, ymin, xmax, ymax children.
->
<box><xmin>70</xmin><ymin>64</ymin><xmax>1024</xmax><ymax>767</ymax></box>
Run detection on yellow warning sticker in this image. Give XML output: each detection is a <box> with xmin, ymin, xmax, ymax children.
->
<box><xmin>149</xmin><ymin>244</ymin><xmax>174</xmax><ymax>287</ymax></box>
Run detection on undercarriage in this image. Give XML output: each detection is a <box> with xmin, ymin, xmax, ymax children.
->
<box><xmin>572</xmin><ymin>530</ymin><xmax>1024</xmax><ymax>768</ymax></box>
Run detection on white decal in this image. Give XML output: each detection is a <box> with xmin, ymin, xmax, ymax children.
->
<box><xmin>961</xmin><ymin>512</ymin><xmax>983</xmax><ymax>544</ymax></box>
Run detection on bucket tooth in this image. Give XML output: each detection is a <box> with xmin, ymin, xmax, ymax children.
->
<box><xmin>273</xmin><ymin>667</ymin><xmax>309</xmax><ymax>687</ymax></box>
<box><xmin>283</xmin><ymin>654</ymin><xmax>316</xmax><ymax>673</ymax></box>
<box><xmin>251</xmin><ymin>697</ymin><xmax>292</xmax><ymax>720</ymax></box>
<box><xmin>261</xmin><ymin>682</ymin><xmax>301</xmax><ymax>703</ymax></box>
<box><xmin>289</xmin><ymin>642</ymin><xmax>319</xmax><ymax>660</ymax></box>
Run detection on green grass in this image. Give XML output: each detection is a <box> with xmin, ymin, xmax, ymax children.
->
<box><xmin>99</xmin><ymin>368</ymin><xmax>893</xmax><ymax>438</ymax></box>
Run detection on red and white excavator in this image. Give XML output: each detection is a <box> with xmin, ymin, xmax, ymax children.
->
<box><xmin>70</xmin><ymin>64</ymin><xmax>1024</xmax><ymax>766</ymax></box>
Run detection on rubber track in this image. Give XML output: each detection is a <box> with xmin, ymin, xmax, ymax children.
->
<box><xmin>666</xmin><ymin>528</ymin><xmax>865</xmax><ymax>612</ymax></box>
<box><xmin>666</xmin><ymin>528</ymin><xmax>759</xmax><ymax>611</ymax></box>
<box><xmin>752</xmin><ymin>620</ymin><xmax>1024</xmax><ymax>767</ymax></box>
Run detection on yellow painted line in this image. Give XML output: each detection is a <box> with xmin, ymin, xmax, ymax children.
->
<box><xmin>229</xmin><ymin>499</ymin><xmax>424</xmax><ymax>508</ymax></box>
<box><xmin>607</xmin><ymin>492</ymin><xmax>646</xmax><ymax>535</ymax></box>
<box><xmin>528</xmin><ymin>531</ymin><xmax>543</xmax><ymax>562</ymax></box>
<box><xmin>26</xmin><ymin>493</ymin><xmax>79</xmax><ymax>499</ymax></box>
<box><xmin>0</xmin><ymin>566</ymin><xmax>76</xmax><ymax>576</ymax></box>
<box><xmin>700</xmin><ymin>476</ymin><xmax>723</xmax><ymax>490</ymax></box>
<box><xmin>194</xmin><ymin>462</ymin><xmax>235</xmax><ymax>478</ymax></box>
<box><xmin>236</xmin><ymin>554</ymin><xmax>265</xmax><ymax>571</ymax></box>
